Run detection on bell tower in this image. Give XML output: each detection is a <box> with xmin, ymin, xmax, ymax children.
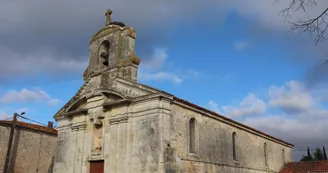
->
<box><xmin>83</xmin><ymin>9</ymin><xmax>140</xmax><ymax>82</ymax></box>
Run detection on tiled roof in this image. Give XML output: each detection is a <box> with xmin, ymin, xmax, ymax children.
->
<box><xmin>0</xmin><ymin>120</ymin><xmax>58</xmax><ymax>135</ymax></box>
<box><xmin>173</xmin><ymin>97</ymin><xmax>294</xmax><ymax>147</ymax></box>
<box><xmin>280</xmin><ymin>161</ymin><xmax>328</xmax><ymax>173</ymax></box>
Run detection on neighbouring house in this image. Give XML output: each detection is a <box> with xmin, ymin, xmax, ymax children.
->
<box><xmin>0</xmin><ymin>120</ymin><xmax>58</xmax><ymax>173</ymax></box>
<box><xmin>52</xmin><ymin>9</ymin><xmax>294</xmax><ymax>173</ymax></box>
<box><xmin>280</xmin><ymin>161</ymin><xmax>328</xmax><ymax>173</ymax></box>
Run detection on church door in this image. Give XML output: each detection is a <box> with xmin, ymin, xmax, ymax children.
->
<box><xmin>90</xmin><ymin>160</ymin><xmax>104</xmax><ymax>173</ymax></box>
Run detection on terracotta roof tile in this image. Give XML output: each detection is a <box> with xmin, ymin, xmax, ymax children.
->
<box><xmin>0</xmin><ymin>120</ymin><xmax>58</xmax><ymax>135</ymax></box>
<box><xmin>173</xmin><ymin>97</ymin><xmax>293</xmax><ymax>147</ymax></box>
<box><xmin>280</xmin><ymin>161</ymin><xmax>328</xmax><ymax>173</ymax></box>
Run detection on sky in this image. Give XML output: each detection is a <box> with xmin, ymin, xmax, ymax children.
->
<box><xmin>1</xmin><ymin>0</ymin><xmax>328</xmax><ymax>161</ymax></box>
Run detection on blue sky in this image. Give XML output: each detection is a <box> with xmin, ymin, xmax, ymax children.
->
<box><xmin>1</xmin><ymin>0</ymin><xmax>328</xmax><ymax>160</ymax></box>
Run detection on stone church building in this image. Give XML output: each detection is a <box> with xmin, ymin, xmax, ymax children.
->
<box><xmin>53</xmin><ymin>9</ymin><xmax>293</xmax><ymax>173</ymax></box>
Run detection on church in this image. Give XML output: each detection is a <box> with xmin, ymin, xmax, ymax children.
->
<box><xmin>52</xmin><ymin>10</ymin><xmax>293</xmax><ymax>173</ymax></box>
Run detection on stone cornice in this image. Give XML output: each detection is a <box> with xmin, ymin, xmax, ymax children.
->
<box><xmin>71</xmin><ymin>122</ymin><xmax>87</xmax><ymax>131</ymax></box>
<box><xmin>130</xmin><ymin>92</ymin><xmax>173</xmax><ymax>104</ymax></box>
<box><xmin>88</xmin><ymin>153</ymin><xmax>104</xmax><ymax>161</ymax></box>
<box><xmin>109</xmin><ymin>116</ymin><xmax>129</xmax><ymax>125</ymax></box>
<box><xmin>132</xmin><ymin>108</ymin><xmax>171</xmax><ymax>118</ymax></box>
<box><xmin>60</xmin><ymin>109</ymin><xmax>88</xmax><ymax>119</ymax></box>
<box><xmin>102</xmin><ymin>99</ymin><xmax>132</xmax><ymax>112</ymax></box>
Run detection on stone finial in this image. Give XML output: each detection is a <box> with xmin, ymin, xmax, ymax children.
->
<box><xmin>105</xmin><ymin>9</ymin><xmax>112</xmax><ymax>25</ymax></box>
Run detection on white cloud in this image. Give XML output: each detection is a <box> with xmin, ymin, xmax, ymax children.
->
<box><xmin>210</xmin><ymin>93</ymin><xmax>266</xmax><ymax>117</ymax></box>
<box><xmin>222</xmin><ymin>93</ymin><xmax>266</xmax><ymax>117</ymax></box>
<box><xmin>141</xmin><ymin>48</ymin><xmax>168</xmax><ymax>71</ymax></box>
<box><xmin>268</xmin><ymin>81</ymin><xmax>313</xmax><ymax>113</ymax></box>
<box><xmin>48</xmin><ymin>99</ymin><xmax>62</xmax><ymax>106</ymax></box>
<box><xmin>242</xmin><ymin>115</ymin><xmax>328</xmax><ymax>160</ymax></box>
<box><xmin>215</xmin><ymin>80</ymin><xmax>328</xmax><ymax>118</ymax></box>
<box><xmin>268</xmin><ymin>81</ymin><xmax>328</xmax><ymax>117</ymax></box>
<box><xmin>139</xmin><ymin>71</ymin><xmax>183</xmax><ymax>84</ymax></box>
<box><xmin>0</xmin><ymin>88</ymin><xmax>61</xmax><ymax>106</ymax></box>
<box><xmin>210</xmin><ymin>79</ymin><xmax>328</xmax><ymax>159</ymax></box>
<box><xmin>234</xmin><ymin>41</ymin><xmax>249</xmax><ymax>51</ymax></box>
<box><xmin>243</xmin><ymin>115</ymin><xmax>328</xmax><ymax>141</ymax></box>
<box><xmin>139</xmin><ymin>48</ymin><xmax>198</xmax><ymax>85</ymax></box>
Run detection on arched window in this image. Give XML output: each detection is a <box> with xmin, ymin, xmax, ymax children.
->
<box><xmin>189</xmin><ymin>118</ymin><xmax>196</xmax><ymax>153</ymax></box>
<box><xmin>264</xmin><ymin>143</ymin><xmax>268</xmax><ymax>166</ymax></box>
<box><xmin>282</xmin><ymin>149</ymin><xmax>285</xmax><ymax>163</ymax></box>
<box><xmin>232</xmin><ymin>132</ymin><xmax>237</xmax><ymax>160</ymax></box>
<box><xmin>99</xmin><ymin>40</ymin><xmax>110</xmax><ymax>68</ymax></box>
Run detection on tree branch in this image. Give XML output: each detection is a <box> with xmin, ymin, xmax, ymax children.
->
<box><xmin>289</xmin><ymin>7</ymin><xmax>328</xmax><ymax>45</ymax></box>
<box><xmin>276</xmin><ymin>0</ymin><xmax>317</xmax><ymax>19</ymax></box>
<box><xmin>275</xmin><ymin>0</ymin><xmax>328</xmax><ymax>46</ymax></box>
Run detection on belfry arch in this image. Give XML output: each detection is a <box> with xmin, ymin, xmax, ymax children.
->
<box><xmin>98</xmin><ymin>40</ymin><xmax>110</xmax><ymax>69</ymax></box>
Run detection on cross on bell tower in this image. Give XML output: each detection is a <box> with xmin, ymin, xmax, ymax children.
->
<box><xmin>105</xmin><ymin>9</ymin><xmax>112</xmax><ymax>25</ymax></box>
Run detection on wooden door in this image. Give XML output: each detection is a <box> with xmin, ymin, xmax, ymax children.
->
<box><xmin>90</xmin><ymin>160</ymin><xmax>104</xmax><ymax>173</ymax></box>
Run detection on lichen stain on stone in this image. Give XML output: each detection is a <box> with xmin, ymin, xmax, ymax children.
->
<box><xmin>135</xmin><ymin>116</ymin><xmax>160</xmax><ymax>172</ymax></box>
<box><xmin>164</xmin><ymin>147</ymin><xmax>184</xmax><ymax>173</ymax></box>
<box><xmin>55</xmin><ymin>131</ymin><xmax>68</xmax><ymax>163</ymax></box>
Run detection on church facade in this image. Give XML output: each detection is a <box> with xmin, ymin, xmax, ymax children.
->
<box><xmin>53</xmin><ymin>10</ymin><xmax>293</xmax><ymax>173</ymax></box>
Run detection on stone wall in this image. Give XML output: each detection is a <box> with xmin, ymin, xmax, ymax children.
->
<box><xmin>169</xmin><ymin>104</ymin><xmax>293</xmax><ymax>173</ymax></box>
<box><xmin>53</xmin><ymin>92</ymin><xmax>293</xmax><ymax>173</ymax></box>
<box><xmin>53</xmin><ymin>114</ymin><xmax>88</xmax><ymax>173</ymax></box>
<box><xmin>0</xmin><ymin>124</ymin><xmax>57</xmax><ymax>173</ymax></box>
<box><xmin>53</xmin><ymin>95</ymin><xmax>169</xmax><ymax>173</ymax></box>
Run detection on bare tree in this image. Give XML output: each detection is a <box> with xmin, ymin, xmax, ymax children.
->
<box><xmin>276</xmin><ymin>0</ymin><xmax>328</xmax><ymax>63</ymax></box>
<box><xmin>277</xmin><ymin>0</ymin><xmax>328</xmax><ymax>44</ymax></box>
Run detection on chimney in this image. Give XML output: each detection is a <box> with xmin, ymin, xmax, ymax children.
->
<box><xmin>48</xmin><ymin>121</ymin><xmax>54</xmax><ymax>128</ymax></box>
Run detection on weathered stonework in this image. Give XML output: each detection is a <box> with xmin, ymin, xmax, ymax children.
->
<box><xmin>52</xmin><ymin>9</ymin><xmax>293</xmax><ymax>173</ymax></box>
<box><xmin>169</xmin><ymin>104</ymin><xmax>292</xmax><ymax>173</ymax></box>
<box><xmin>0</xmin><ymin>122</ymin><xmax>57</xmax><ymax>173</ymax></box>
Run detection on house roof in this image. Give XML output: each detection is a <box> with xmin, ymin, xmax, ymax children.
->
<box><xmin>0</xmin><ymin>120</ymin><xmax>58</xmax><ymax>135</ymax></box>
<box><xmin>173</xmin><ymin>97</ymin><xmax>294</xmax><ymax>147</ymax></box>
<box><xmin>280</xmin><ymin>161</ymin><xmax>328</xmax><ymax>173</ymax></box>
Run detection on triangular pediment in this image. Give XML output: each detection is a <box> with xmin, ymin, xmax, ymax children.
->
<box><xmin>53</xmin><ymin>77</ymin><xmax>165</xmax><ymax>120</ymax></box>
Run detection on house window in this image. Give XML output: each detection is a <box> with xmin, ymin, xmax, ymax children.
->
<box><xmin>232</xmin><ymin>132</ymin><xmax>237</xmax><ymax>160</ymax></box>
<box><xmin>189</xmin><ymin>118</ymin><xmax>196</xmax><ymax>153</ymax></box>
<box><xmin>264</xmin><ymin>143</ymin><xmax>268</xmax><ymax>166</ymax></box>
